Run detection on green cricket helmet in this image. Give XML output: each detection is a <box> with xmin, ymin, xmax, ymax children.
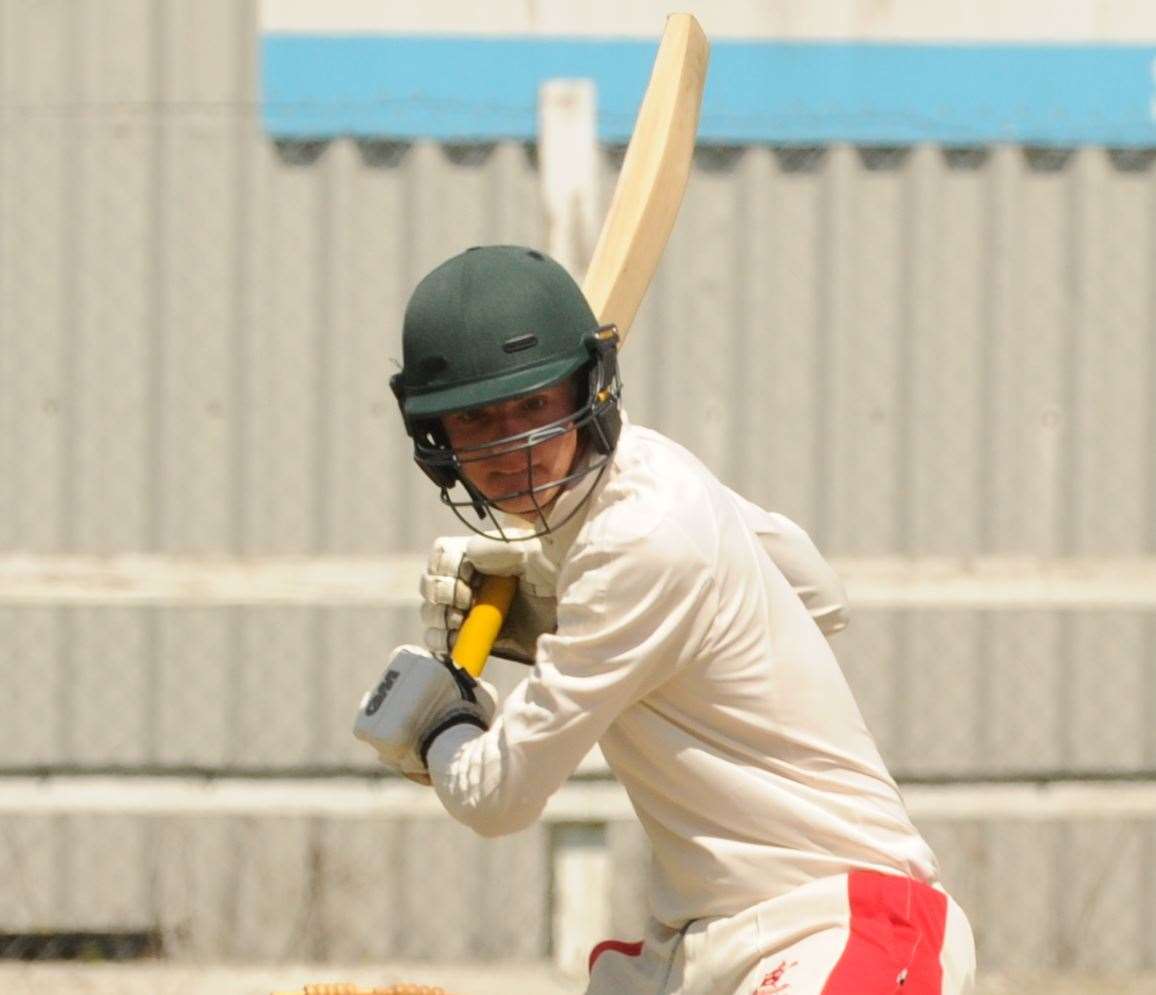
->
<box><xmin>390</xmin><ymin>245</ymin><xmax>622</xmax><ymax>536</ymax></box>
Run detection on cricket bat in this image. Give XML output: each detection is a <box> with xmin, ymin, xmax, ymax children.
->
<box><xmin>452</xmin><ymin>14</ymin><xmax>710</xmax><ymax>678</ymax></box>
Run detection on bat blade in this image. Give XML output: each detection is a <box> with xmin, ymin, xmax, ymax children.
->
<box><xmin>581</xmin><ymin>13</ymin><xmax>710</xmax><ymax>343</ymax></box>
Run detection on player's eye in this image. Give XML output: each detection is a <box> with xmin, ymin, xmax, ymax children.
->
<box><xmin>522</xmin><ymin>395</ymin><xmax>548</xmax><ymax>413</ymax></box>
<box><xmin>446</xmin><ymin>409</ymin><xmax>487</xmax><ymax>430</ymax></box>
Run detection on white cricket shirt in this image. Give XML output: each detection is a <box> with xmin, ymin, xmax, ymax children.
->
<box><xmin>429</xmin><ymin>418</ymin><xmax>939</xmax><ymax>926</ymax></box>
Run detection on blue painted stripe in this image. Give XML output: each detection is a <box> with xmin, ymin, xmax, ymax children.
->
<box><xmin>261</xmin><ymin>35</ymin><xmax>1156</xmax><ymax>146</ymax></box>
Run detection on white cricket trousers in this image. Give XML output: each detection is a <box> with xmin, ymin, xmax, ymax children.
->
<box><xmin>586</xmin><ymin>870</ymin><xmax>976</xmax><ymax>995</ymax></box>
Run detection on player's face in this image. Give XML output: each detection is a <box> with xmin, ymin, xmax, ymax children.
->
<box><xmin>442</xmin><ymin>378</ymin><xmax>581</xmax><ymax>518</ymax></box>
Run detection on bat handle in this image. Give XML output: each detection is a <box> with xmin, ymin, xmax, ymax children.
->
<box><xmin>451</xmin><ymin>574</ymin><xmax>517</xmax><ymax>677</ymax></box>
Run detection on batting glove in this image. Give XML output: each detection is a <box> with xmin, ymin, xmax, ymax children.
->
<box><xmin>353</xmin><ymin>644</ymin><xmax>497</xmax><ymax>783</ymax></box>
<box><xmin>419</xmin><ymin>535</ymin><xmax>558</xmax><ymax>665</ymax></box>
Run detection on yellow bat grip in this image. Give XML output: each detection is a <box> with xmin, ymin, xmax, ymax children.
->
<box><xmin>451</xmin><ymin>574</ymin><xmax>517</xmax><ymax>678</ymax></box>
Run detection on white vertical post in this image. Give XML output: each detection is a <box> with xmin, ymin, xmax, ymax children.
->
<box><xmin>538</xmin><ymin>79</ymin><xmax>600</xmax><ymax>281</ymax></box>
<box><xmin>551</xmin><ymin>822</ymin><xmax>611</xmax><ymax>976</ymax></box>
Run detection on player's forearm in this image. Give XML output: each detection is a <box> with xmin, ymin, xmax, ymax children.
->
<box><xmin>426</xmin><ymin>722</ymin><xmax>549</xmax><ymax>838</ymax></box>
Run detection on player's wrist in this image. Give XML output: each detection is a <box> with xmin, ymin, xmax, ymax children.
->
<box><xmin>418</xmin><ymin>706</ymin><xmax>490</xmax><ymax>768</ymax></box>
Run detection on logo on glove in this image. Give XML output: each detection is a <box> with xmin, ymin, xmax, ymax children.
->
<box><xmin>363</xmin><ymin>670</ymin><xmax>401</xmax><ymax>716</ymax></box>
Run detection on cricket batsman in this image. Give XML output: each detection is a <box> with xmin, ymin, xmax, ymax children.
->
<box><xmin>355</xmin><ymin>245</ymin><xmax>977</xmax><ymax>994</ymax></box>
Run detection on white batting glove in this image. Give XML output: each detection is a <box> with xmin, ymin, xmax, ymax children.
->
<box><xmin>353</xmin><ymin>644</ymin><xmax>497</xmax><ymax>783</ymax></box>
<box><xmin>419</xmin><ymin>535</ymin><xmax>523</xmax><ymax>657</ymax></box>
<box><xmin>419</xmin><ymin>535</ymin><xmax>557</xmax><ymax>664</ymax></box>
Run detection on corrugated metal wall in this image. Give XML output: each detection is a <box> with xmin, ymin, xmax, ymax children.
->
<box><xmin>0</xmin><ymin>808</ymin><xmax>1151</xmax><ymax>971</ymax></box>
<box><xmin>1</xmin><ymin>0</ymin><xmax>1155</xmax><ymax>970</ymax></box>
<box><xmin>2</xmin><ymin>0</ymin><xmax>1153</xmax><ymax>778</ymax></box>
<box><xmin>4</xmin><ymin>1</ymin><xmax>1155</xmax><ymax>563</ymax></box>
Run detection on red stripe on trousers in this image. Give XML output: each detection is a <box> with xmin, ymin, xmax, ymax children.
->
<box><xmin>820</xmin><ymin>871</ymin><xmax>948</xmax><ymax>994</ymax></box>
<box><xmin>589</xmin><ymin>938</ymin><xmax>644</xmax><ymax>974</ymax></box>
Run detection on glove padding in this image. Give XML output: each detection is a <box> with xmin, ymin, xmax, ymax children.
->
<box><xmin>419</xmin><ymin>535</ymin><xmax>558</xmax><ymax>666</ymax></box>
<box><xmin>353</xmin><ymin>644</ymin><xmax>497</xmax><ymax>782</ymax></box>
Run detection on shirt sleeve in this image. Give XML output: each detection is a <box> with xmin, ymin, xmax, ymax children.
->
<box><xmin>724</xmin><ymin>487</ymin><xmax>849</xmax><ymax>636</ymax></box>
<box><xmin>428</xmin><ymin>523</ymin><xmax>716</xmax><ymax>837</ymax></box>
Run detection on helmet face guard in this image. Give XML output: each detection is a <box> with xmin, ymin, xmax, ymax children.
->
<box><xmin>398</xmin><ymin>326</ymin><xmax>622</xmax><ymax>540</ymax></box>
